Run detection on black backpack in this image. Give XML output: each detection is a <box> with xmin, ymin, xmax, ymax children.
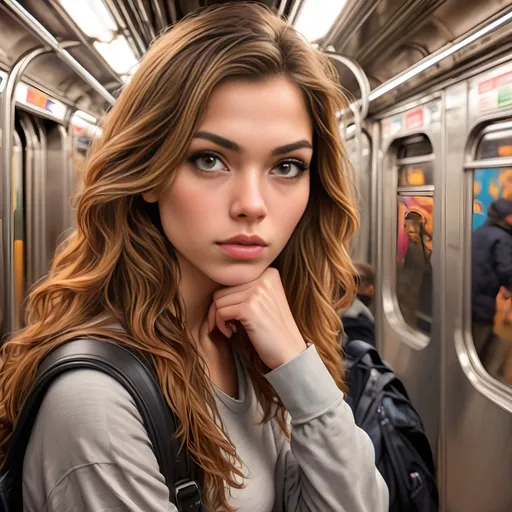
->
<box><xmin>343</xmin><ymin>338</ymin><xmax>439</xmax><ymax>512</ymax></box>
<box><xmin>0</xmin><ymin>338</ymin><xmax>203</xmax><ymax>512</ymax></box>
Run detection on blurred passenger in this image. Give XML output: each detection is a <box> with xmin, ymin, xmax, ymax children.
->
<box><xmin>0</xmin><ymin>4</ymin><xmax>388</xmax><ymax>512</ymax></box>
<box><xmin>342</xmin><ymin>261</ymin><xmax>376</xmax><ymax>347</ymax></box>
<box><xmin>493</xmin><ymin>286</ymin><xmax>512</xmax><ymax>383</ymax></box>
<box><xmin>472</xmin><ymin>198</ymin><xmax>512</xmax><ymax>375</ymax></box>
<box><xmin>396</xmin><ymin>209</ymin><xmax>433</xmax><ymax>331</ymax></box>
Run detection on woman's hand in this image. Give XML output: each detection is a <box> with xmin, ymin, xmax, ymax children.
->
<box><xmin>208</xmin><ymin>268</ymin><xmax>307</xmax><ymax>369</ymax></box>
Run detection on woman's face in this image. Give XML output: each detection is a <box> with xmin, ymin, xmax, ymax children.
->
<box><xmin>149</xmin><ymin>76</ymin><xmax>313</xmax><ymax>287</ymax></box>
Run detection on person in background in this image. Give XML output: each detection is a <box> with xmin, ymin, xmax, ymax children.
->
<box><xmin>472</xmin><ymin>198</ymin><xmax>512</xmax><ymax>376</ymax></box>
<box><xmin>342</xmin><ymin>261</ymin><xmax>376</xmax><ymax>347</ymax></box>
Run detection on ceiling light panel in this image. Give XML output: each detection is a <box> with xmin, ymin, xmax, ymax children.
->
<box><xmin>294</xmin><ymin>0</ymin><xmax>347</xmax><ymax>42</ymax></box>
<box><xmin>94</xmin><ymin>37</ymin><xmax>139</xmax><ymax>75</ymax></box>
<box><xmin>58</xmin><ymin>0</ymin><xmax>117</xmax><ymax>42</ymax></box>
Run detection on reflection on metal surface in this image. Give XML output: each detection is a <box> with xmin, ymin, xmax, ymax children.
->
<box><xmin>12</xmin><ymin>132</ymin><xmax>23</xmax><ymax>331</ymax></box>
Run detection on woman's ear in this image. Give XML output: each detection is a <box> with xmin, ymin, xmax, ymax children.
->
<box><xmin>142</xmin><ymin>190</ymin><xmax>158</xmax><ymax>203</ymax></box>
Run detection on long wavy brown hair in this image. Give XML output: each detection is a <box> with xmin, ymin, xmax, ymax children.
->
<box><xmin>0</xmin><ymin>3</ymin><xmax>358</xmax><ymax>510</ymax></box>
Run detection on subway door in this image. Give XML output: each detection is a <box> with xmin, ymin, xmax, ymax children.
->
<box><xmin>10</xmin><ymin>112</ymin><xmax>49</xmax><ymax>331</ymax></box>
<box><xmin>8</xmin><ymin>129</ymin><xmax>25</xmax><ymax>333</ymax></box>
<box><xmin>0</xmin><ymin>120</ymin><xmax>27</xmax><ymax>336</ymax></box>
<box><xmin>347</xmin><ymin>129</ymin><xmax>372</xmax><ymax>262</ymax></box>
<box><xmin>442</xmin><ymin>69</ymin><xmax>512</xmax><ymax>512</ymax></box>
<box><xmin>375</xmin><ymin>101</ymin><xmax>442</xmax><ymax>453</ymax></box>
<box><xmin>18</xmin><ymin>113</ymin><xmax>44</xmax><ymax>290</ymax></box>
<box><xmin>45</xmin><ymin>121</ymin><xmax>72</xmax><ymax>262</ymax></box>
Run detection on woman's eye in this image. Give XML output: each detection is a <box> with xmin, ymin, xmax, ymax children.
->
<box><xmin>271</xmin><ymin>160</ymin><xmax>306</xmax><ymax>179</ymax></box>
<box><xmin>189</xmin><ymin>153</ymin><xmax>225</xmax><ymax>172</ymax></box>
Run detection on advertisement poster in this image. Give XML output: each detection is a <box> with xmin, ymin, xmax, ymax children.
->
<box><xmin>473</xmin><ymin>168</ymin><xmax>512</xmax><ymax>230</ymax></box>
<box><xmin>397</xmin><ymin>195</ymin><xmax>434</xmax><ymax>264</ymax></box>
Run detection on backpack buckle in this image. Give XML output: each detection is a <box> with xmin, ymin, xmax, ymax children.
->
<box><xmin>175</xmin><ymin>480</ymin><xmax>202</xmax><ymax>512</ymax></box>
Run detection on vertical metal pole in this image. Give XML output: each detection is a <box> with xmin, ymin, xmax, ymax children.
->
<box><xmin>32</xmin><ymin>117</ymin><xmax>48</xmax><ymax>282</ymax></box>
<box><xmin>353</xmin><ymin>106</ymin><xmax>365</xmax><ymax>260</ymax></box>
<box><xmin>326</xmin><ymin>52</ymin><xmax>372</xmax><ymax>261</ymax></box>
<box><xmin>1</xmin><ymin>46</ymin><xmax>50</xmax><ymax>336</ymax></box>
<box><xmin>288</xmin><ymin>0</ymin><xmax>305</xmax><ymax>24</ymax></box>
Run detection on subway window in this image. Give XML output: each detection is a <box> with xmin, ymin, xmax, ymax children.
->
<box><xmin>471</xmin><ymin>123</ymin><xmax>512</xmax><ymax>386</ymax></box>
<box><xmin>396</xmin><ymin>135</ymin><xmax>434</xmax><ymax>335</ymax></box>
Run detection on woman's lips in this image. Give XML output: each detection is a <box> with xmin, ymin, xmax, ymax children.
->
<box><xmin>216</xmin><ymin>243</ymin><xmax>265</xmax><ymax>260</ymax></box>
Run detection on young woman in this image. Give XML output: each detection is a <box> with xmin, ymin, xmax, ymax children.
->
<box><xmin>0</xmin><ymin>3</ymin><xmax>388</xmax><ymax>511</ymax></box>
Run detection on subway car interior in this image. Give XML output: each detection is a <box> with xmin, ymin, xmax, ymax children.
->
<box><xmin>1</xmin><ymin>0</ymin><xmax>512</xmax><ymax>510</ymax></box>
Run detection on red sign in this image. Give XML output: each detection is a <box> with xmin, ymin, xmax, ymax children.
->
<box><xmin>478</xmin><ymin>70</ymin><xmax>512</xmax><ymax>111</ymax></box>
<box><xmin>26</xmin><ymin>88</ymin><xmax>48</xmax><ymax>109</ymax></box>
<box><xmin>405</xmin><ymin>107</ymin><xmax>424</xmax><ymax>130</ymax></box>
<box><xmin>479</xmin><ymin>71</ymin><xmax>512</xmax><ymax>94</ymax></box>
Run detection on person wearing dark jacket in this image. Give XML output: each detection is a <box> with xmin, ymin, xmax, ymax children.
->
<box><xmin>472</xmin><ymin>198</ymin><xmax>512</xmax><ymax>372</ymax></box>
<box><xmin>342</xmin><ymin>262</ymin><xmax>376</xmax><ymax>347</ymax></box>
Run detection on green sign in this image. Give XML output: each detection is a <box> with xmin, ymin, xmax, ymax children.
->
<box><xmin>497</xmin><ymin>85</ymin><xmax>512</xmax><ymax>108</ymax></box>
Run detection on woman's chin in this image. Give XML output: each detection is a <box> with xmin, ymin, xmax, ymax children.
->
<box><xmin>209</xmin><ymin>265</ymin><xmax>269</xmax><ymax>287</ymax></box>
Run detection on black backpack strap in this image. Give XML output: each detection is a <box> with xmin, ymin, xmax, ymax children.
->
<box><xmin>355</xmin><ymin>371</ymin><xmax>396</xmax><ymax>425</ymax></box>
<box><xmin>343</xmin><ymin>338</ymin><xmax>377</xmax><ymax>369</ymax></box>
<box><xmin>2</xmin><ymin>338</ymin><xmax>202</xmax><ymax>512</ymax></box>
<box><xmin>344</xmin><ymin>339</ymin><xmax>396</xmax><ymax>424</ymax></box>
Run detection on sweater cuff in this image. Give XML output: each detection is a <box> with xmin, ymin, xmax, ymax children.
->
<box><xmin>265</xmin><ymin>345</ymin><xmax>343</xmax><ymax>422</ymax></box>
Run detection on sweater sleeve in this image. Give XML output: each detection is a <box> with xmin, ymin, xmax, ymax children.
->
<box><xmin>266</xmin><ymin>345</ymin><xmax>389</xmax><ymax>512</ymax></box>
<box><xmin>22</xmin><ymin>369</ymin><xmax>178</xmax><ymax>512</ymax></box>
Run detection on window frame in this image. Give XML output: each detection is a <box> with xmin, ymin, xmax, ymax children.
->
<box><xmin>393</xmin><ymin>135</ymin><xmax>435</xmax><ymax>339</ymax></box>
<box><xmin>463</xmin><ymin>118</ymin><xmax>512</xmax><ymax>401</ymax></box>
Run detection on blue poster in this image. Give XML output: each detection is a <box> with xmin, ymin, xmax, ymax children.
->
<box><xmin>473</xmin><ymin>169</ymin><xmax>504</xmax><ymax>230</ymax></box>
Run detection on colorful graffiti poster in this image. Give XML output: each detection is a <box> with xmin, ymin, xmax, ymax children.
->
<box><xmin>397</xmin><ymin>195</ymin><xmax>434</xmax><ymax>264</ymax></box>
<box><xmin>473</xmin><ymin>168</ymin><xmax>512</xmax><ymax>230</ymax></box>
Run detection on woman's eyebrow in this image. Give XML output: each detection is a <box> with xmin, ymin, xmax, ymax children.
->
<box><xmin>272</xmin><ymin>140</ymin><xmax>312</xmax><ymax>155</ymax></box>
<box><xmin>194</xmin><ymin>131</ymin><xmax>241</xmax><ymax>151</ymax></box>
<box><xmin>193</xmin><ymin>131</ymin><xmax>313</xmax><ymax>155</ymax></box>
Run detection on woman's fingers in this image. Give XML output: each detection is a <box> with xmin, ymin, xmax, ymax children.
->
<box><xmin>208</xmin><ymin>290</ymin><xmax>251</xmax><ymax>337</ymax></box>
<box><xmin>206</xmin><ymin>268</ymin><xmax>306</xmax><ymax>369</ymax></box>
<box><xmin>215</xmin><ymin>304</ymin><xmax>242</xmax><ymax>338</ymax></box>
<box><xmin>213</xmin><ymin>290</ymin><xmax>251</xmax><ymax>310</ymax></box>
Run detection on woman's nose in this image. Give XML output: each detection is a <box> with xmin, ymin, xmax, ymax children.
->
<box><xmin>229</xmin><ymin>172</ymin><xmax>267</xmax><ymax>221</ymax></box>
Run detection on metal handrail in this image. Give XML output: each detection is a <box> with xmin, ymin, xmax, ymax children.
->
<box><xmin>277</xmin><ymin>0</ymin><xmax>289</xmax><ymax>17</ymax></box>
<box><xmin>105</xmin><ymin>0</ymin><xmax>146</xmax><ymax>58</ymax></box>
<box><xmin>2</xmin><ymin>0</ymin><xmax>116</xmax><ymax>105</ymax></box>
<box><xmin>1</xmin><ymin>46</ymin><xmax>52</xmax><ymax>336</ymax></box>
<box><xmin>324</xmin><ymin>52</ymin><xmax>371</xmax><ymax>261</ymax></box>
<box><xmin>324</xmin><ymin>51</ymin><xmax>371</xmax><ymax>120</ymax></box>
<box><xmin>150</xmin><ymin>0</ymin><xmax>167</xmax><ymax>31</ymax></box>
<box><xmin>464</xmin><ymin>157</ymin><xmax>512</xmax><ymax>169</ymax></box>
<box><xmin>288</xmin><ymin>0</ymin><xmax>305</xmax><ymax>24</ymax></box>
